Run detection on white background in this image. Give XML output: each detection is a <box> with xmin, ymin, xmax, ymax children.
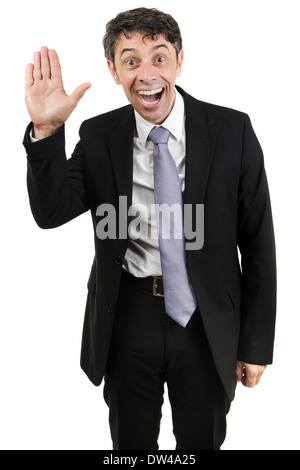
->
<box><xmin>0</xmin><ymin>0</ymin><xmax>299</xmax><ymax>450</ymax></box>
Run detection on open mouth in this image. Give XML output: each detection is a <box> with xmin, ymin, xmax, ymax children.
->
<box><xmin>137</xmin><ymin>88</ymin><xmax>164</xmax><ymax>106</ymax></box>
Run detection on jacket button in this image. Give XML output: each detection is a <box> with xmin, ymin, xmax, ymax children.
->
<box><xmin>115</xmin><ymin>255</ymin><xmax>123</xmax><ymax>265</ymax></box>
<box><xmin>106</xmin><ymin>304</ymin><xmax>114</xmax><ymax>314</ymax></box>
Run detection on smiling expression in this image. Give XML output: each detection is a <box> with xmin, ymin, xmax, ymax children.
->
<box><xmin>107</xmin><ymin>31</ymin><xmax>184</xmax><ymax>124</ymax></box>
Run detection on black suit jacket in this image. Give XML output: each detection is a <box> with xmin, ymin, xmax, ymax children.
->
<box><xmin>23</xmin><ymin>86</ymin><xmax>276</xmax><ymax>401</ymax></box>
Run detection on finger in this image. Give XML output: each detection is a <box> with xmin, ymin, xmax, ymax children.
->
<box><xmin>33</xmin><ymin>51</ymin><xmax>42</xmax><ymax>81</ymax></box>
<box><xmin>243</xmin><ymin>368</ymin><xmax>261</xmax><ymax>388</ymax></box>
<box><xmin>40</xmin><ymin>46</ymin><xmax>50</xmax><ymax>79</ymax></box>
<box><xmin>48</xmin><ymin>49</ymin><xmax>63</xmax><ymax>81</ymax></box>
<box><xmin>69</xmin><ymin>82</ymin><xmax>92</xmax><ymax>106</ymax></box>
<box><xmin>235</xmin><ymin>361</ymin><xmax>243</xmax><ymax>382</ymax></box>
<box><xmin>25</xmin><ymin>63</ymin><xmax>34</xmax><ymax>88</ymax></box>
<box><xmin>242</xmin><ymin>374</ymin><xmax>257</xmax><ymax>388</ymax></box>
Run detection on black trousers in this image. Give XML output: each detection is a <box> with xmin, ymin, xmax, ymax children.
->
<box><xmin>104</xmin><ymin>270</ymin><xmax>231</xmax><ymax>450</ymax></box>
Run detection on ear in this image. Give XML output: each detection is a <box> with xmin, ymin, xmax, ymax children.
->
<box><xmin>107</xmin><ymin>60</ymin><xmax>121</xmax><ymax>85</ymax></box>
<box><xmin>176</xmin><ymin>49</ymin><xmax>184</xmax><ymax>78</ymax></box>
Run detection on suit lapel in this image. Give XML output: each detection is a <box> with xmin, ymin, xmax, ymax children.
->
<box><xmin>107</xmin><ymin>106</ymin><xmax>135</xmax><ymax>208</ymax></box>
<box><xmin>178</xmin><ymin>87</ymin><xmax>217</xmax><ymax>205</ymax></box>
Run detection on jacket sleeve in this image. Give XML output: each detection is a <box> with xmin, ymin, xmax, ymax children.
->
<box><xmin>23</xmin><ymin>122</ymin><xmax>89</xmax><ymax>229</ymax></box>
<box><xmin>237</xmin><ymin>115</ymin><xmax>277</xmax><ymax>365</ymax></box>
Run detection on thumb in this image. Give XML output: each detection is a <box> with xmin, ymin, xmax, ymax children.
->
<box><xmin>69</xmin><ymin>82</ymin><xmax>92</xmax><ymax>106</ymax></box>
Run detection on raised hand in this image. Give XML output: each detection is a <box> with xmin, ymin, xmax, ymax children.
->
<box><xmin>25</xmin><ymin>47</ymin><xmax>91</xmax><ymax>139</ymax></box>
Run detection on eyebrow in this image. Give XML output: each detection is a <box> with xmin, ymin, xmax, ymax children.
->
<box><xmin>120</xmin><ymin>43</ymin><xmax>169</xmax><ymax>57</ymax></box>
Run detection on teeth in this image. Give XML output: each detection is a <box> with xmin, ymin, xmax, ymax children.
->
<box><xmin>137</xmin><ymin>88</ymin><xmax>163</xmax><ymax>106</ymax></box>
<box><xmin>138</xmin><ymin>88</ymin><xmax>163</xmax><ymax>96</ymax></box>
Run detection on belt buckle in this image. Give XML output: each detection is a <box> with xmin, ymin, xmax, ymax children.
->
<box><xmin>153</xmin><ymin>276</ymin><xmax>164</xmax><ymax>297</ymax></box>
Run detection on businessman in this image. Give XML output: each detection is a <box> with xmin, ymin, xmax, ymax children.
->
<box><xmin>23</xmin><ymin>7</ymin><xmax>276</xmax><ymax>450</ymax></box>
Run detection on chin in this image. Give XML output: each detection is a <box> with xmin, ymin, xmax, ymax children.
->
<box><xmin>136</xmin><ymin>104</ymin><xmax>168</xmax><ymax>124</ymax></box>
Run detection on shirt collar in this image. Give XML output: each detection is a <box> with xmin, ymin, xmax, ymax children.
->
<box><xmin>134</xmin><ymin>88</ymin><xmax>185</xmax><ymax>146</ymax></box>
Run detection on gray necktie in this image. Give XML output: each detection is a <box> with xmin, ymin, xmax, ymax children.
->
<box><xmin>148</xmin><ymin>126</ymin><xmax>197</xmax><ymax>327</ymax></box>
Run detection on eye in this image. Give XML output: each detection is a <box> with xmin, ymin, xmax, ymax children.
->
<box><xmin>156</xmin><ymin>56</ymin><xmax>166</xmax><ymax>63</ymax></box>
<box><xmin>126</xmin><ymin>59</ymin><xmax>137</xmax><ymax>66</ymax></box>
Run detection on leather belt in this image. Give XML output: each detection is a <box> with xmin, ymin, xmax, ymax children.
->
<box><xmin>122</xmin><ymin>269</ymin><xmax>164</xmax><ymax>297</ymax></box>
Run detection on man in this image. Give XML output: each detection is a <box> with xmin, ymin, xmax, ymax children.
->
<box><xmin>23</xmin><ymin>8</ymin><xmax>276</xmax><ymax>450</ymax></box>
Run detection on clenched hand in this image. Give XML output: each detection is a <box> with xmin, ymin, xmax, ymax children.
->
<box><xmin>236</xmin><ymin>361</ymin><xmax>267</xmax><ymax>388</ymax></box>
<box><xmin>25</xmin><ymin>47</ymin><xmax>91</xmax><ymax>140</ymax></box>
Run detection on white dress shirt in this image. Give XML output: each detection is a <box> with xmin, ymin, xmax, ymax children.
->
<box><xmin>124</xmin><ymin>89</ymin><xmax>186</xmax><ymax>277</ymax></box>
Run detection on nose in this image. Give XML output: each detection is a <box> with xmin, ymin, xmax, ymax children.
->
<box><xmin>137</xmin><ymin>61</ymin><xmax>157</xmax><ymax>83</ymax></box>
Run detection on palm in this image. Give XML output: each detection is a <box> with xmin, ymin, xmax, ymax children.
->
<box><xmin>26</xmin><ymin>78</ymin><xmax>71</xmax><ymax>128</ymax></box>
<box><xmin>25</xmin><ymin>47</ymin><xmax>91</xmax><ymax>136</ymax></box>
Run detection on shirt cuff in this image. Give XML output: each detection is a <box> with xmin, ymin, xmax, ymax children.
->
<box><xmin>29</xmin><ymin>128</ymin><xmax>39</xmax><ymax>143</ymax></box>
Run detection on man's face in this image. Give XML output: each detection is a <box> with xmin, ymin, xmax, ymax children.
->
<box><xmin>107</xmin><ymin>31</ymin><xmax>184</xmax><ymax>124</ymax></box>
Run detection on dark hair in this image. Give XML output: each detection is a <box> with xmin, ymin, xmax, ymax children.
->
<box><xmin>103</xmin><ymin>7</ymin><xmax>183</xmax><ymax>63</ymax></box>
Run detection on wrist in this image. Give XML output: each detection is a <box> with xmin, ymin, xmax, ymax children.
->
<box><xmin>33</xmin><ymin>124</ymin><xmax>61</xmax><ymax>140</ymax></box>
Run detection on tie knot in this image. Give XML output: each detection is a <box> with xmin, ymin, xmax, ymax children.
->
<box><xmin>148</xmin><ymin>126</ymin><xmax>171</xmax><ymax>145</ymax></box>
